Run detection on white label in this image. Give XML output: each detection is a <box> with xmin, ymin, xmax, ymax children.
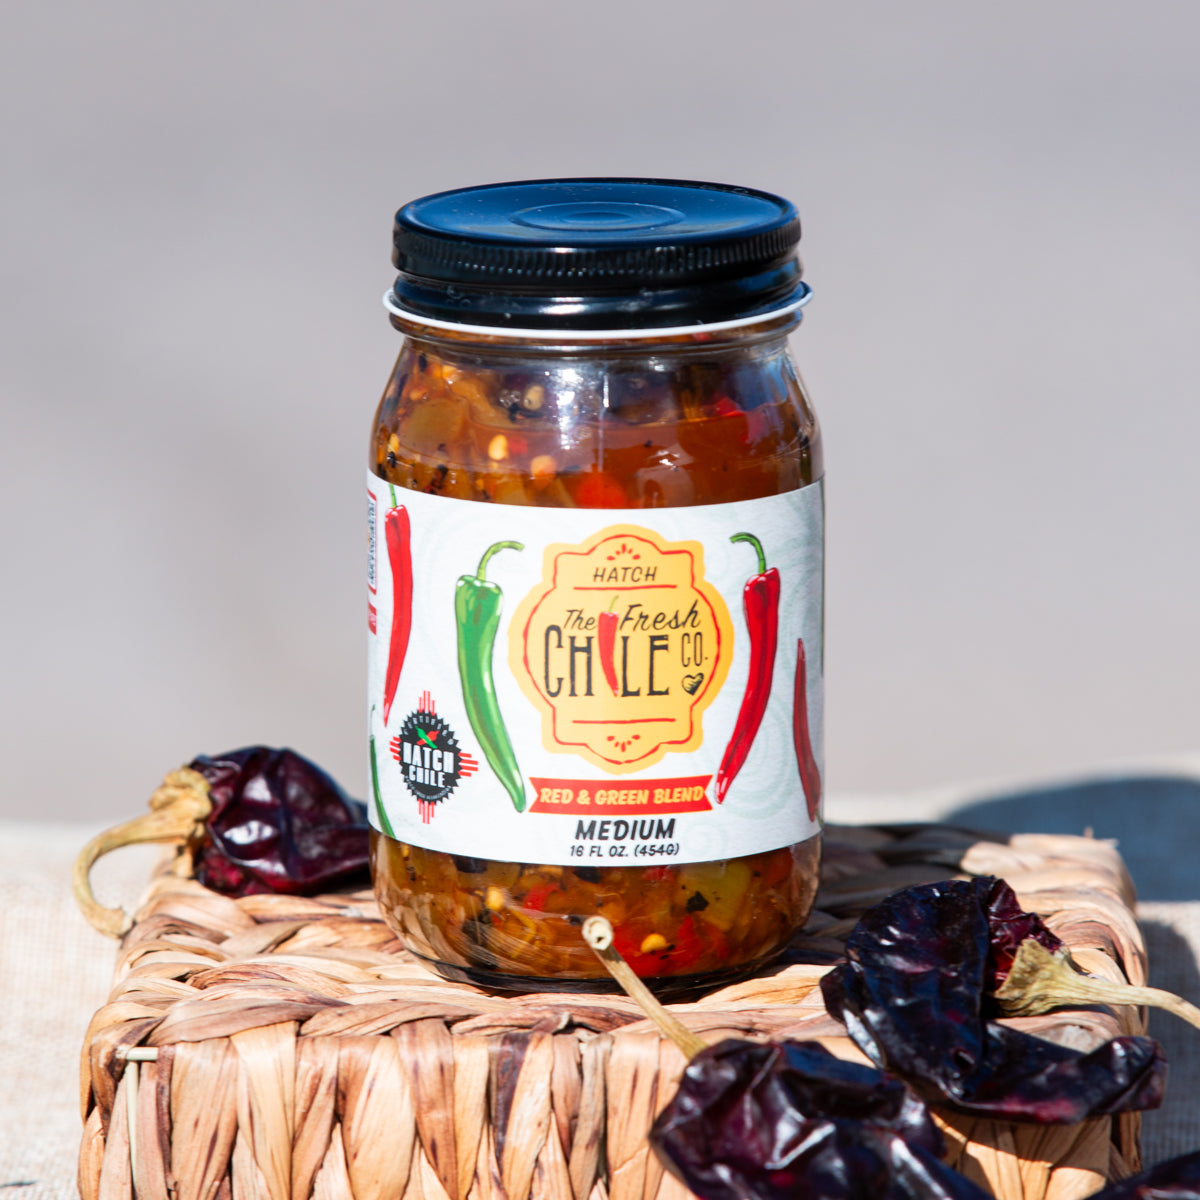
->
<box><xmin>367</xmin><ymin>472</ymin><xmax>824</xmax><ymax>865</ymax></box>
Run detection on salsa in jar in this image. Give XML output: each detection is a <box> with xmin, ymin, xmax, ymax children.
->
<box><xmin>368</xmin><ymin>179</ymin><xmax>824</xmax><ymax>993</ymax></box>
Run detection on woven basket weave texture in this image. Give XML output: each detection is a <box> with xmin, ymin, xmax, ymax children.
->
<box><xmin>79</xmin><ymin>824</ymin><xmax>1148</xmax><ymax>1200</ymax></box>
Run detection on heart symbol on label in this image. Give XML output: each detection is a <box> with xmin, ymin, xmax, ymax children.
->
<box><xmin>681</xmin><ymin>672</ymin><xmax>704</xmax><ymax>695</ymax></box>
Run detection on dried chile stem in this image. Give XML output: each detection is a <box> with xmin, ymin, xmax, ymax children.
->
<box><xmin>72</xmin><ymin>767</ymin><xmax>213</xmax><ymax>938</ymax></box>
<box><xmin>995</xmin><ymin>939</ymin><xmax>1200</xmax><ymax>1032</ymax></box>
<box><xmin>582</xmin><ymin>916</ymin><xmax>708</xmax><ymax>1058</ymax></box>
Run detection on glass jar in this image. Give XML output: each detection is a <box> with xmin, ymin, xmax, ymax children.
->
<box><xmin>367</xmin><ymin>179</ymin><xmax>824</xmax><ymax>994</ymax></box>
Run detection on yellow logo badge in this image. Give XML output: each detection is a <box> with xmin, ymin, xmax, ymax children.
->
<box><xmin>509</xmin><ymin>525</ymin><xmax>733</xmax><ymax>774</ymax></box>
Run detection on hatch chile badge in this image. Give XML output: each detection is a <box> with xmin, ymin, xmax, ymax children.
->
<box><xmin>389</xmin><ymin>692</ymin><xmax>479</xmax><ymax>823</ymax></box>
<box><xmin>509</xmin><ymin>526</ymin><xmax>733</xmax><ymax>773</ymax></box>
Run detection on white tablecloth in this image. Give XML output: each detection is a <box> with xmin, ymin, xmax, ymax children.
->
<box><xmin>5</xmin><ymin>767</ymin><xmax>1200</xmax><ymax>1197</ymax></box>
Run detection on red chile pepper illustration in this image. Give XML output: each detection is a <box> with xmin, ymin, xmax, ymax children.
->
<box><xmin>598</xmin><ymin>594</ymin><xmax>620</xmax><ymax>697</ymax></box>
<box><xmin>715</xmin><ymin>532</ymin><xmax>779</xmax><ymax>804</ymax></box>
<box><xmin>381</xmin><ymin>484</ymin><xmax>412</xmax><ymax>726</ymax></box>
<box><xmin>793</xmin><ymin>638</ymin><xmax>822</xmax><ymax>821</ymax></box>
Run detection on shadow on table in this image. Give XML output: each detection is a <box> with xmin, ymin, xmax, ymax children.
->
<box><xmin>1138</xmin><ymin>918</ymin><xmax>1200</xmax><ymax>1162</ymax></box>
<box><xmin>942</xmin><ymin>775</ymin><xmax>1200</xmax><ymax>901</ymax></box>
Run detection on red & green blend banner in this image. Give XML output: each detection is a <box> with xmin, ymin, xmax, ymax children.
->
<box><xmin>528</xmin><ymin>775</ymin><xmax>713</xmax><ymax>815</ymax></box>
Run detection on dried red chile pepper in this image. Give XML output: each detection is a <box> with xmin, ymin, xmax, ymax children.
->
<box><xmin>582</xmin><ymin>917</ymin><xmax>989</xmax><ymax>1200</ymax></box>
<box><xmin>820</xmin><ymin>876</ymin><xmax>1167</xmax><ymax>1122</ymax></box>
<box><xmin>189</xmin><ymin>746</ymin><xmax>371</xmax><ymax>896</ymax></box>
<box><xmin>75</xmin><ymin>746</ymin><xmax>373</xmax><ymax>936</ymax></box>
<box><xmin>651</xmin><ymin>1039</ymin><xmax>992</xmax><ymax>1200</ymax></box>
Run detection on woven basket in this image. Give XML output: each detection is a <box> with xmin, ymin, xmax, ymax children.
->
<box><xmin>79</xmin><ymin>823</ymin><xmax>1149</xmax><ymax>1200</ymax></box>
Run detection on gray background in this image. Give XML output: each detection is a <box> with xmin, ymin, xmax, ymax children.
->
<box><xmin>4</xmin><ymin>0</ymin><xmax>1198</xmax><ymax>824</ymax></box>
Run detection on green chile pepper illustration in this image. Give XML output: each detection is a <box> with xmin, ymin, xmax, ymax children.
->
<box><xmin>368</xmin><ymin>708</ymin><xmax>396</xmax><ymax>838</ymax></box>
<box><xmin>456</xmin><ymin>540</ymin><xmax>526</xmax><ymax>812</ymax></box>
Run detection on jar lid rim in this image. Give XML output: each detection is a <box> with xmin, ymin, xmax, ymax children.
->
<box><xmin>382</xmin><ymin>286</ymin><xmax>812</xmax><ymax>341</ymax></box>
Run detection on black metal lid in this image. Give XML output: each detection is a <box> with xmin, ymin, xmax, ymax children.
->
<box><xmin>390</xmin><ymin>178</ymin><xmax>806</xmax><ymax>331</ymax></box>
